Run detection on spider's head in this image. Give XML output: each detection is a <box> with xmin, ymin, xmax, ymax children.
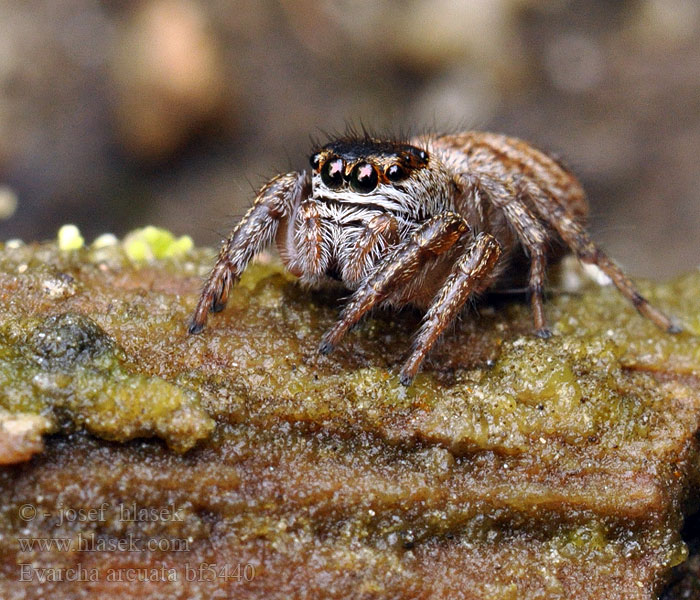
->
<box><xmin>309</xmin><ymin>137</ymin><xmax>430</xmax><ymax>201</ymax></box>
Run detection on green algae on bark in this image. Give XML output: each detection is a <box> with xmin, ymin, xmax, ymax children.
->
<box><xmin>0</xmin><ymin>312</ymin><xmax>213</xmax><ymax>453</ymax></box>
<box><xmin>0</xmin><ymin>234</ymin><xmax>215</xmax><ymax>454</ymax></box>
<box><xmin>0</xmin><ymin>229</ymin><xmax>699</xmax><ymax>599</ymax></box>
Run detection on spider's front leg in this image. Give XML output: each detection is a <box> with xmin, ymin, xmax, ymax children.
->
<box><xmin>400</xmin><ymin>232</ymin><xmax>501</xmax><ymax>384</ymax></box>
<box><xmin>318</xmin><ymin>212</ymin><xmax>473</xmax><ymax>369</ymax></box>
<box><xmin>188</xmin><ymin>171</ymin><xmax>309</xmax><ymax>334</ymax></box>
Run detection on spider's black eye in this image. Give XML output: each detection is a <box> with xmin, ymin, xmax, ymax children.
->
<box><xmin>321</xmin><ymin>157</ymin><xmax>344</xmax><ymax>188</ymax></box>
<box><xmin>350</xmin><ymin>162</ymin><xmax>378</xmax><ymax>193</ymax></box>
<box><xmin>386</xmin><ymin>164</ymin><xmax>407</xmax><ymax>182</ymax></box>
<box><xmin>410</xmin><ymin>148</ymin><xmax>428</xmax><ymax>162</ymax></box>
<box><xmin>310</xmin><ymin>153</ymin><xmax>322</xmax><ymax>171</ymax></box>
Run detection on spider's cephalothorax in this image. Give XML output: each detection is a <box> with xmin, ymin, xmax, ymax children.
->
<box><xmin>189</xmin><ymin>131</ymin><xmax>680</xmax><ymax>385</ymax></box>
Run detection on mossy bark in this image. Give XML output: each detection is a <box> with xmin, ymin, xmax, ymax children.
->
<box><xmin>0</xmin><ymin>236</ymin><xmax>699</xmax><ymax>599</ymax></box>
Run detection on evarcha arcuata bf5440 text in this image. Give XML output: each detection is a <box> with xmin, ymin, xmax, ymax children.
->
<box><xmin>189</xmin><ymin>131</ymin><xmax>680</xmax><ymax>385</ymax></box>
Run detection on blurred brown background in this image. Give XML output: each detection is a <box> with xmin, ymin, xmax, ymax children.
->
<box><xmin>0</xmin><ymin>0</ymin><xmax>697</xmax><ymax>278</ymax></box>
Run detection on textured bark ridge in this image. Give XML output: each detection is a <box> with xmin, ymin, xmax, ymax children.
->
<box><xmin>0</xmin><ymin>232</ymin><xmax>699</xmax><ymax>599</ymax></box>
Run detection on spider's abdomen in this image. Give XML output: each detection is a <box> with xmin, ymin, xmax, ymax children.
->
<box><xmin>428</xmin><ymin>131</ymin><xmax>587</xmax><ymax>225</ymax></box>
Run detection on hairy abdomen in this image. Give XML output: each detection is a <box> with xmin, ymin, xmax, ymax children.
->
<box><xmin>423</xmin><ymin>131</ymin><xmax>588</xmax><ymax>290</ymax></box>
<box><xmin>427</xmin><ymin>131</ymin><xmax>587</xmax><ymax>222</ymax></box>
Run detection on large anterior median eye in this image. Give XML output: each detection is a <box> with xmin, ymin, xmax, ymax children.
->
<box><xmin>350</xmin><ymin>162</ymin><xmax>378</xmax><ymax>193</ymax></box>
<box><xmin>321</xmin><ymin>157</ymin><xmax>344</xmax><ymax>188</ymax></box>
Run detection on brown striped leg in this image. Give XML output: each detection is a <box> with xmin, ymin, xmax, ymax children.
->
<box><xmin>522</xmin><ymin>181</ymin><xmax>681</xmax><ymax>333</ymax></box>
<box><xmin>342</xmin><ymin>214</ymin><xmax>399</xmax><ymax>285</ymax></box>
<box><xmin>400</xmin><ymin>232</ymin><xmax>502</xmax><ymax>385</ymax></box>
<box><xmin>528</xmin><ymin>251</ymin><xmax>550</xmax><ymax>337</ymax></box>
<box><xmin>464</xmin><ymin>173</ymin><xmax>552</xmax><ymax>337</ymax></box>
<box><xmin>319</xmin><ymin>212</ymin><xmax>469</xmax><ymax>355</ymax></box>
<box><xmin>294</xmin><ymin>200</ymin><xmax>329</xmax><ymax>278</ymax></box>
<box><xmin>188</xmin><ymin>171</ymin><xmax>310</xmax><ymax>334</ymax></box>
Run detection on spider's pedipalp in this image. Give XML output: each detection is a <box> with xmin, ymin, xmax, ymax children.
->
<box><xmin>342</xmin><ymin>213</ymin><xmax>399</xmax><ymax>285</ymax></box>
<box><xmin>294</xmin><ymin>200</ymin><xmax>328</xmax><ymax>278</ymax></box>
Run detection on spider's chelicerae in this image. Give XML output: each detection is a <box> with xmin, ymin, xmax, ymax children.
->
<box><xmin>189</xmin><ymin>131</ymin><xmax>680</xmax><ymax>384</ymax></box>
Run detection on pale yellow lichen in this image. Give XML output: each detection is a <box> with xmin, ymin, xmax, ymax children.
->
<box><xmin>91</xmin><ymin>232</ymin><xmax>119</xmax><ymax>249</ymax></box>
<box><xmin>123</xmin><ymin>225</ymin><xmax>194</xmax><ymax>262</ymax></box>
<box><xmin>57</xmin><ymin>224</ymin><xmax>85</xmax><ymax>251</ymax></box>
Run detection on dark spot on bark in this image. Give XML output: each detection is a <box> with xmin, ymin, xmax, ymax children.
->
<box><xmin>29</xmin><ymin>312</ymin><xmax>114</xmax><ymax>370</ymax></box>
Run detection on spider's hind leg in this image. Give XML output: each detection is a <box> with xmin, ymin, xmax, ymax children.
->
<box><xmin>523</xmin><ymin>182</ymin><xmax>682</xmax><ymax>333</ymax></box>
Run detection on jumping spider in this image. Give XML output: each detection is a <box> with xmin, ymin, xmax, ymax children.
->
<box><xmin>189</xmin><ymin>131</ymin><xmax>680</xmax><ymax>385</ymax></box>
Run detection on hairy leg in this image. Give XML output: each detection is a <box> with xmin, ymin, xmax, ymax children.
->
<box><xmin>319</xmin><ymin>212</ymin><xmax>469</xmax><ymax>354</ymax></box>
<box><xmin>463</xmin><ymin>173</ymin><xmax>552</xmax><ymax>336</ymax></box>
<box><xmin>189</xmin><ymin>171</ymin><xmax>310</xmax><ymax>334</ymax></box>
<box><xmin>294</xmin><ymin>200</ymin><xmax>329</xmax><ymax>279</ymax></box>
<box><xmin>342</xmin><ymin>214</ymin><xmax>399</xmax><ymax>285</ymax></box>
<box><xmin>400</xmin><ymin>232</ymin><xmax>502</xmax><ymax>385</ymax></box>
<box><xmin>521</xmin><ymin>179</ymin><xmax>681</xmax><ymax>333</ymax></box>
